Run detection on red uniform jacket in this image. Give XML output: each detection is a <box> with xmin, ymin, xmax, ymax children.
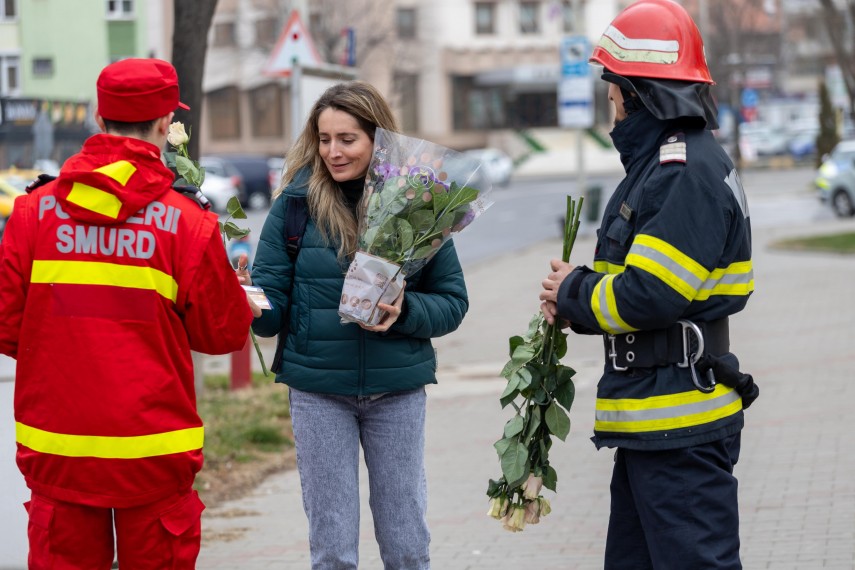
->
<box><xmin>0</xmin><ymin>134</ymin><xmax>253</xmax><ymax>507</ymax></box>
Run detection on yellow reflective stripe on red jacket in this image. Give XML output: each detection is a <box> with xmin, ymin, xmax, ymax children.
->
<box><xmin>65</xmin><ymin>160</ymin><xmax>137</xmax><ymax>218</ymax></box>
<box><xmin>31</xmin><ymin>260</ymin><xmax>178</xmax><ymax>302</ymax></box>
<box><xmin>16</xmin><ymin>422</ymin><xmax>204</xmax><ymax>459</ymax></box>
<box><xmin>594</xmin><ymin>384</ymin><xmax>742</xmax><ymax>433</ymax></box>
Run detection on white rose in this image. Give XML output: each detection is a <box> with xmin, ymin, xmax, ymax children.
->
<box><xmin>167</xmin><ymin>121</ymin><xmax>189</xmax><ymax>147</ymax></box>
<box><xmin>521</xmin><ymin>473</ymin><xmax>543</xmax><ymax>500</ymax></box>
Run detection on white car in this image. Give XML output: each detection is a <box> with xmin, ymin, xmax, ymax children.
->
<box><xmin>463</xmin><ymin>148</ymin><xmax>514</xmax><ymax>187</ymax></box>
<box><xmin>200</xmin><ymin>172</ymin><xmax>240</xmax><ymax>213</ymax></box>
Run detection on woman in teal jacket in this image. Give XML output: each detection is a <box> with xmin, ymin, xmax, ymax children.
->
<box><xmin>242</xmin><ymin>81</ymin><xmax>468</xmax><ymax>569</ymax></box>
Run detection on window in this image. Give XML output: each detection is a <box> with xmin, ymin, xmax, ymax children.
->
<box><xmin>397</xmin><ymin>8</ymin><xmax>417</xmax><ymax>38</ymax></box>
<box><xmin>255</xmin><ymin>18</ymin><xmax>277</xmax><ymax>46</ymax></box>
<box><xmin>213</xmin><ymin>22</ymin><xmax>237</xmax><ymax>47</ymax></box>
<box><xmin>394</xmin><ymin>72</ymin><xmax>419</xmax><ymax>133</ymax></box>
<box><xmin>474</xmin><ymin>2</ymin><xmax>496</xmax><ymax>35</ymax></box>
<box><xmin>249</xmin><ymin>84</ymin><xmax>283</xmax><ymax>138</ymax></box>
<box><xmin>1</xmin><ymin>0</ymin><xmax>17</xmax><ymax>20</ymax></box>
<box><xmin>562</xmin><ymin>1</ymin><xmax>575</xmax><ymax>33</ymax></box>
<box><xmin>32</xmin><ymin>57</ymin><xmax>54</xmax><ymax>78</ymax></box>
<box><xmin>106</xmin><ymin>0</ymin><xmax>134</xmax><ymax>19</ymax></box>
<box><xmin>0</xmin><ymin>55</ymin><xmax>20</xmax><ymax>96</ymax></box>
<box><xmin>208</xmin><ymin>87</ymin><xmax>241</xmax><ymax>140</ymax></box>
<box><xmin>520</xmin><ymin>1</ymin><xmax>539</xmax><ymax>34</ymax></box>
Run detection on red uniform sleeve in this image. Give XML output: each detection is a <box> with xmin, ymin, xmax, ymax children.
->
<box><xmin>0</xmin><ymin>197</ymin><xmax>34</xmax><ymax>358</ymax></box>
<box><xmin>181</xmin><ymin>228</ymin><xmax>254</xmax><ymax>355</ymax></box>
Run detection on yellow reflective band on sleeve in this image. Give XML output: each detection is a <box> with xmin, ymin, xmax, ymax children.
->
<box><xmin>67</xmin><ymin>182</ymin><xmax>123</xmax><ymax>219</ymax></box>
<box><xmin>16</xmin><ymin>423</ymin><xmax>204</xmax><ymax>459</ymax></box>
<box><xmin>94</xmin><ymin>160</ymin><xmax>137</xmax><ymax>185</ymax></box>
<box><xmin>625</xmin><ymin>234</ymin><xmax>709</xmax><ymax>301</ymax></box>
<box><xmin>31</xmin><ymin>260</ymin><xmax>178</xmax><ymax>302</ymax></box>
<box><xmin>696</xmin><ymin>261</ymin><xmax>754</xmax><ymax>300</ymax></box>
<box><xmin>594</xmin><ymin>384</ymin><xmax>743</xmax><ymax>433</ymax></box>
<box><xmin>592</xmin><ymin>274</ymin><xmax>637</xmax><ymax>334</ymax></box>
<box><xmin>593</xmin><ymin>260</ymin><xmax>625</xmax><ymax>275</ymax></box>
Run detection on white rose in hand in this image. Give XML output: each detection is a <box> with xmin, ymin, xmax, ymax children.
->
<box><xmin>167</xmin><ymin>121</ymin><xmax>189</xmax><ymax>147</ymax></box>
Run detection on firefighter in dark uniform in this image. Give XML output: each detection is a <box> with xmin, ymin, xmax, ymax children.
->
<box><xmin>540</xmin><ymin>1</ymin><xmax>759</xmax><ymax>568</ymax></box>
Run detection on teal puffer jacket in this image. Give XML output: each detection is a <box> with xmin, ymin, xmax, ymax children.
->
<box><xmin>250</xmin><ymin>168</ymin><xmax>469</xmax><ymax>396</ymax></box>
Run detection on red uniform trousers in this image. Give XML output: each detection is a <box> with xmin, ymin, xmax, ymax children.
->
<box><xmin>25</xmin><ymin>490</ymin><xmax>204</xmax><ymax>570</ymax></box>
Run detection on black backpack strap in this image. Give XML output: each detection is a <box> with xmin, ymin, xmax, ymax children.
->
<box><xmin>271</xmin><ymin>195</ymin><xmax>309</xmax><ymax>374</ymax></box>
<box><xmin>284</xmin><ymin>195</ymin><xmax>309</xmax><ymax>260</ymax></box>
<box><xmin>25</xmin><ymin>174</ymin><xmax>57</xmax><ymax>193</ymax></box>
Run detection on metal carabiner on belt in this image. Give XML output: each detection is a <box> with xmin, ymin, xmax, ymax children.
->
<box><xmin>676</xmin><ymin>319</ymin><xmax>716</xmax><ymax>393</ymax></box>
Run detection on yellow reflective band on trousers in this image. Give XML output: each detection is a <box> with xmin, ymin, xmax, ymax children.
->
<box><xmin>16</xmin><ymin>423</ymin><xmax>204</xmax><ymax>459</ymax></box>
<box><xmin>31</xmin><ymin>260</ymin><xmax>178</xmax><ymax>302</ymax></box>
<box><xmin>594</xmin><ymin>384</ymin><xmax>742</xmax><ymax>433</ymax></box>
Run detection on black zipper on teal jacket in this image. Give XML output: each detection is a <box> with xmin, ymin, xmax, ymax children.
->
<box><xmin>358</xmin><ymin>328</ymin><xmax>366</xmax><ymax>396</ymax></box>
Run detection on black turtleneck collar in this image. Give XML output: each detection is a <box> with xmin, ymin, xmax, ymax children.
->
<box><xmin>609</xmin><ymin>107</ymin><xmax>677</xmax><ymax>172</ymax></box>
<box><xmin>339</xmin><ymin>177</ymin><xmax>365</xmax><ymax>213</ymax></box>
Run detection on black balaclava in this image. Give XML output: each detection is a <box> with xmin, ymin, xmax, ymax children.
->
<box><xmin>603</xmin><ymin>71</ymin><xmax>719</xmax><ymax>130</ymax></box>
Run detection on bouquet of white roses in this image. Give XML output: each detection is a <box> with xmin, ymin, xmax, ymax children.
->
<box><xmin>486</xmin><ymin>196</ymin><xmax>583</xmax><ymax>532</ymax></box>
<box><xmin>338</xmin><ymin>129</ymin><xmax>494</xmax><ymax>326</ymax></box>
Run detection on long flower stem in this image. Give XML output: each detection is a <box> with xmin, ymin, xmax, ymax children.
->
<box><xmin>249</xmin><ymin>329</ymin><xmax>269</xmax><ymax>377</ymax></box>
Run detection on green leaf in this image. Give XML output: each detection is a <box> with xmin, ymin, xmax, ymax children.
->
<box><xmin>500</xmin><ymin>441</ymin><xmax>529</xmax><ymax>484</ymax></box>
<box><xmin>545</xmin><ymin>401</ymin><xmax>571</xmax><ymax>441</ymax></box>
<box><xmin>223</xmin><ymin>221</ymin><xmax>251</xmax><ymax>240</ymax></box>
<box><xmin>499</xmin><ymin>389</ymin><xmax>520</xmax><ymax>409</ymax></box>
<box><xmin>493</xmin><ymin>436</ymin><xmax>514</xmax><ymax>457</ymax></box>
<box><xmin>500</xmin><ymin>375</ymin><xmax>521</xmax><ymax>400</ymax></box>
<box><xmin>503</xmin><ymin>415</ymin><xmax>524</xmax><ymax>438</ymax></box>
<box><xmin>508</xmin><ymin>335</ymin><xmax>524</xmax><ymax>357</ymax></box>
<box><xmin>543</xmin><ymin>465</ymin><xmax>558</xmax><ymax>492</ymax></box>
<box><xmin>525</xmin><ymin>406</ymin><xmax>542</xmax><ymax>439</ymax></box>
<box><xmin>511</xmin><ymin>344</ymin><xmax>536</xmax><ymax>365</ymax></box>
<box><xmin>163</xmin><ymin>151</ymin><xmax>178</xmax><ymax>166</ymax></box>
<box><xmin>175</xmin><ymin>155</ymin><xmax>201</xmax><ymax>186</ymax></box>
<box><xmin>396</xmin><ymin>218</ymin><xmax>414</xmax><ymax>252</ymax></box>
<box><xmin>408</xmin><ymin>209</ymin><xmax>435</xmax><ymax>233</ymax></box>
<box><xmin>553</xmin><ymin>375</ymin><xmax>576</xmax><ymax>411</ymax></box>
<box><xmin>227</xmin><ymin>196</ymin><xmax>247</xmax><ymax>219</ymax></box>
<box><xmin>411</xmin><ymin>244</ymin><xmax>435</xmax><ymax>260</ymax></box>
<box><xmin>551</xmin><ymin>329</ymin><xmax>568</xmax><ymax>359</ymax></box>
<box><xmin>174</xmin><ymin>177</ymin><xmax>188</xmax><ymax>187</ymax></box>
<box><xmin>513</xmin><ymin>367</ymin><xmax>533</xmax><ymax>391</ymax></box>
<box><xmin>486</xmin><ymin>478</ymin><xmax>505</xmax><ymax>498</ymax></box>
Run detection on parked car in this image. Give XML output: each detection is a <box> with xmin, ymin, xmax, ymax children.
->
<box><xmin>201</xmin><ymin>155</ymin><xmax>272</xmax><ymax>210</ymax></box>
<box><xmin>0</xmin><ymin>169</ymin><xmax>34</xmax><ymax>241</ymax></box>
<box><xmin>462</xmin><ymin>148</ymin><xmax>514</xmax><ymax>186</ymax></box>
<box><xmin>200</xmin><ymin>172</ymin><xmax>240</xmax><ymax>213</ymax></box>
<box><xmin>739</xmin><ymin>122</ymin><xmax>790</xmax><ymax>159</ymax></box>
<box><xmin>814</xmin><ymin>139</ymin><xmax>855</xmax><ymax>217</ymax></box>
<box><xmin>268</xmin><ymin>156</ymin><xmax>286</xmax><ymax>194</ymax></box>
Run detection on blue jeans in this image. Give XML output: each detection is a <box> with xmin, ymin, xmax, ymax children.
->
<box><xmin>289</xmin><ymin>387</ymin><xmax>430</xmax><ymax>570</ymax></box>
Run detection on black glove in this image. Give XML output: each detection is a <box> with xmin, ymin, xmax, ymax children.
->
<box><xmin>696</xmin><ymin>354</ymin><xmax>759</xmax><ymax>410</ymax></box>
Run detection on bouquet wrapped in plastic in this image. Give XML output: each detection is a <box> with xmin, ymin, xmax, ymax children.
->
<box><xmin>339</xmin><ymin>129</ymin><xmax>494</xmax><ymax>326</ymax></box>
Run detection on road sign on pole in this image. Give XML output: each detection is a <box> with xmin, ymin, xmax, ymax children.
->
<box><xmin>558</xmin><ymin>35</ymin><xmax>594</xmax><ymax>129</ymax></box>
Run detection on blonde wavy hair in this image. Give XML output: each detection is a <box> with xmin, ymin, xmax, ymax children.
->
<box><xmin>274</xmin><ymin>81</ymin><xmax>399</xmax><ymax>259</ymax></box>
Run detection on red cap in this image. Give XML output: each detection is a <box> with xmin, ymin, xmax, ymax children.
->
<box><xmin>96</xmin><ymin>58</ymin><xmax>190</xmax><ymax>122</ymax></box>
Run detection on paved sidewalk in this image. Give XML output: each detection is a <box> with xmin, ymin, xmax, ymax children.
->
<box><xmin>198</xmin><ymin>215</ymin><xmax>855</xmax><ymax>569</ymax></box>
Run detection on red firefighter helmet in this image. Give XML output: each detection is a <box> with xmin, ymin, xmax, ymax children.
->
<box><xmin>589</xmin><ymin>0</ymin><xmax>713</xmax><ymax>84</ymax></box>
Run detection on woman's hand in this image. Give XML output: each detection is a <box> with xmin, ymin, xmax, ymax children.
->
<box><xmin>236</xmin><ymin>253</ymin><xmax>252</xmax><ymax>286</ymax></box>
<box><xmin>360</xmin><ymin>282</ymin><xmax>406</xmax><ymax>333</ymax></box>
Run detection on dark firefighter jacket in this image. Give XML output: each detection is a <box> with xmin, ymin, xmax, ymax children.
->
<box><xmin>557</xmin><ymin>108</ymin><xmax>754</xmax><ymax>451</ymax></box>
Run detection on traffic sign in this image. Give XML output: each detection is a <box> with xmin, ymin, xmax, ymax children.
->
<box><xmin>558</xmin><ymin>35</ymin><xmax>594</xmax><ymax>129</ymax></box>
<box><xmin>263</xmin><ymin>11</ymin><xmax>324</xmax><ymax>77</ymax></box>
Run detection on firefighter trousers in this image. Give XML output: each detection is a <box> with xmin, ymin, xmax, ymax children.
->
<box><xmin>24</xmin><ymin>489</ymin><xmax>205</xmax><ymax>570</ymax></box>
<box><xmin>604</xmin><ymin>433</ymin><xmax>742</xmax><ymax>570</ymax></box>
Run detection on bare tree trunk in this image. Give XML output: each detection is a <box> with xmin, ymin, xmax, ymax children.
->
<box><xmin>172</xmin><ymin>0</ymin><xmax>219</xmax><ymax>159</ymax></box>
<box><xmin>818</xmin><ymin>0</ymin><xmax>855</xmax><ymax>120</ymax></box>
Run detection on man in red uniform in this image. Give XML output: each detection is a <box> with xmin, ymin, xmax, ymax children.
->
<box><xmin>0</xmin><ymin>58</ymin><xmax>257</xmax><ymax>569</ymax></box>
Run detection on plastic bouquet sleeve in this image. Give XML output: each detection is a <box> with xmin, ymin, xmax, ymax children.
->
<box><xmin>339</xmin><ymin>128</ymin><xmax>494</xmax><ymax>326</ymax></box>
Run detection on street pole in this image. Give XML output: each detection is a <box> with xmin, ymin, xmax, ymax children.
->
<box><xmin>573</xmin><ymin>0</ymin><xmax>586</xmax><ymax>209</ymax></box>
<box><xmin>291</xmin><ymin>58</ymin><xmax>302</xmax><ymax>143</ymax></box>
